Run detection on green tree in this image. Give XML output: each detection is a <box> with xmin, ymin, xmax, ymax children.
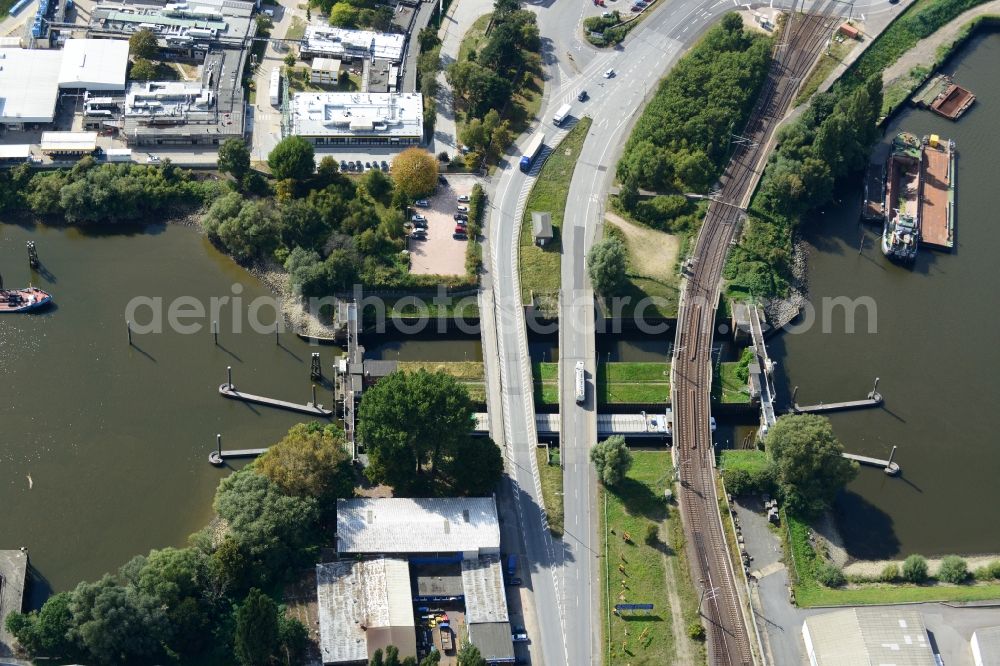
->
<box><xmin>129</xmin><ymin>28</ymin><xmax>158</xmax><ymax>59</ymax></box>
<box><xmin>134</xmin><ymin>547</ymin><xmax>215</xmax><ymax>654</ymax></box>
<box><xmin>815</xmin><ymin>563</ymin><xmax>845</xmax><ymax>588</ymax></box>
<box><xmin>68</xmin><ymin>575</ymin><xmax>168</xmax><ymax>663</ymax></box>
<box><xmin>215</xmin><ymin>200</ymin><xmax>280</xmax><ymax>261</ymax></box>
<box><xmin>234</xmin><ymin>588</ymin><xmax>280</xmax><ymax>666</ymax></box>
<box><xmin>218</xmin><ymin>139</ymin><xmax>252</xmax><ymax>183</ymax></box>
<box><xmin>457</xmin><ymin>641</ymin><xmax>487</xmax><ymax>666</ymax></box>
<box><xmin>130</xmin><ymin>57</ymin><xmax>158</xmax><ymax>81</ymax></box>
<box><xmin>937</xmin><ymin>555</ymin><xmax>968</xmax><ymax>584</ymax></box>
<box><xmin>390</xmin><ymin>148</ymin><xmax>438</xmax><ymax>199</ymax></box>
<box><xmin>765</xmin><ymin>414</ymin><xmax>858</xmax><ymax>517</ymax></box>
<box><xmin>254</xmin><ymin>422</ymin><xmax>353</xmax><ymax>509</ymax></box>
<box><xmin>4</xmin><ymin>591</ymin><xmax>76</xmax><ymax>657</ymax></box>
<box><xmin>590</xmin><ymin>435</ymin><xmax>632</xmax><ymax>486</ymax></box>
<box><xmin>213</xmin><ymin>470</ymin><xmax>319</xmax><ymax>584</ymax></box>
<box><xmin>902</xmin><ymin>554</ymin><xmax>928</xmax><ymax>583</ymax></box>
<box><xmin>268</xmin><ymin>136</ymin><xmax>315</xmax><ymax>181</ymax></box>
<box><xmin>329</xmin><ymin>1</ymin><xmax>359</xmax><ymax>27</ymax></box>
<box><xmin>444</xmin><ymin>436</ymin><xmax>504</xmax><ymax>495</ymax></box>
<box><xmin>283</xmin><ymin>52</ymin><xmax>296</xmax><ymax>68</ymax></box>
<box><xmin>587</xmin><ymin>237</ymin><xmax>628</xmax><ymax>296</ymax></box>
<box><xmin>357</xmin><ymin>370</ymin><xmax>477</xmax><ymax>493</ymax></box>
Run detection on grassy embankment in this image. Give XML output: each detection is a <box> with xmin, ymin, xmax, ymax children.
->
<box><xmin>600</xmin><ymin>451</ymin><xmax>705</xmax><ymax>665</ymax></box>
<box><xmin>794</xmin><ymin>37</ymin><xmax>857</xmax><ymax>106</ymax></box>
<box><xmin>397</xmin><ymin>361</ymin><xmax>486</xmax><ymax>403</ymax></box>
<box><xmin>535</xmin><ymin>446</ymin><xmax>564</xmax><ymax>537</ymax></box>
<box><xmin>785</xmin><ymin>513</ymin><xmax>1000</xmax><ymax>606</ymax></box>
<box><xmin>518</xmin><ymin>118</ymin><xmax>593</xmax><ymax>313</ymax></box>
<box><xmin>533</xmin><ymin>361</ymin><xmax>746</xmax><ymax>406</ymax></box>
<box><xmin>604</xmin><ymin>216</ymin><xmax>681</xmax><ymax>319</ymax></box>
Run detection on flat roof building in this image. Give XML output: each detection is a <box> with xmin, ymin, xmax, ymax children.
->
<box><xmin>316</xmin><ymin>558</ymin><xmax>416</xmax><ymax>665</ymax></box>
<box><xmin>58</xmin><ymin>39</ymin><xmax>130</xmax><ymax>90</ymax></box>
<box><xmin>301</xmin><ymin>25</ymin><xmax>405</xmax><ymax>63</ymax></box>
<box><xmin>0</xmin><ymin>48</ymin><xmax>63</xmax><ymax>125</ymax></box>
<box><xmin>40</xmin><ymin>131</ymin><xmax>98</xmax><ymax>154</ymax></box>
<box><xmin>311</xmin><ymin>57</ymin><xmax>341</xmax><ymax>85</ymax></box>
<box><xmin>803</xmin><ymin>607</ymin><xmax>936</xmax><ymax>666</ymax></box>
<box><xmin>89</xmin><ymin>0</ymin><xmax>255</xmax><ymax>46</ymax></box>
<box><xmin>336</xmin><ymin>497</ymin><xmax>501</xmax><ymax>559</ymax></box>
<box><xmin>288</xmin><ymin>92</ymin><xmax>423</xmax><ymax>146</ymax></box>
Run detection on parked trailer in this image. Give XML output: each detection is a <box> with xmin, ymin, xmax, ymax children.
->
<box><xmin>269</xmin><ymin>69</ymin><xmax>281</xmax><ymax>107</ymax></box>
<box><xmin>519</xmin><ymin>132</ymin><xmax>545</xmax><ymax>172</ymax></box>
<box><xmin>552</xmin><ymin>102</ymin><xmax>572</xmax><ymax>126</ymax></box>
<box><xmin>439</xmin><ymin>622</ymin><xmax>453</xmax><ymax>652</ymax></box>
<box><xmin>104</xmin><ymin>148</ymin><xmax>133</xmax><ymax>163</ymax></box>
<box><xmin>575</xmin><ymin>361</ymin><xmax>585</xmax><ymax>403</ymax></box>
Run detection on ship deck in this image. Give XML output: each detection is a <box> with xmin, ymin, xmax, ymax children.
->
<box><xmin>920</xmin><ymin>141</ymin><xmax>955</xmax><ymax>250</ymax></box>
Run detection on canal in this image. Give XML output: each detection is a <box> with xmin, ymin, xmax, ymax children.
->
<box><xmin>0</xmin><ymin>221</ymin><xmax>334</xmax><ymax>602</ymax></box>
<box><xmin>771</xmin><ymin>30</ymin><xmax>1000</xmax><ymax>558</ymax></box>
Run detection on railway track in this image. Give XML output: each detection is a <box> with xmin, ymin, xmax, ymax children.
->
<box><xmin>672</xmin><ymin>12</ymin><xmax>838</xmax><ymax>666</ymax></box>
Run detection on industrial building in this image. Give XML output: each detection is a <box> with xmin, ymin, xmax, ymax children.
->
<box><xmin>88</xmin><ymin>0</ymin><xmax>256</xmax><ymax>49</ymax></box>
<box><xmin>287</xmin><ymin>92</ymin><xmax>423</xmax><ymax>147</ymax></box>
<box><xmin>300</xmin><ymin>25</ymin><xmax>406</xmax><ymax>63</ymax></box>
<box><xmin>0</xmin><ymin>39</ymin><xmax>129</xmax><ymax>128</ymax></box>
<box><xmin>316</xmin><ymin>558</ymin><xmax>417</xmax><ymax>665</ymax></box>
<box><xmin>336</xmin><ymin>497</ymin><xmax>501</xmax><ymax>559</ymax></box>
<box><xmin>802</xmin><ymin>607</ymin><xmax>937</xmax><ymax>666</ymax></box>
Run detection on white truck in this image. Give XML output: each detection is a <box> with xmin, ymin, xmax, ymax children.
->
<box><xmin>552</xmin><ymin>103</ymin><xmax>572</xmax><ymax>126</ymax></box>
<box><xmin>575</xmin><ymin>361</ymin><xmax>586</xmax><ymax>403</ymax></box>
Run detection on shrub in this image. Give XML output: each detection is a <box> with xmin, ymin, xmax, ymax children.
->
<box><xmin>815</xmin><ymin>563</ymin><xmax>846</xmax><ymax>588</ymax></box>
<box><xmin>879</xmin><ymin>563</ymin><xmax>899</xmax><ymax>583</ymax></box>
<box><xmin>975</xmin><ymin>560</ymin><xmax>1000</xmax><ymax>581</ymax></box>
<box><xmin>902</xmin><ymin>554</ymin><xmax>928</xmax><ymax>583</ymax></box>
<box><xmin>644</xmin><ymin>522</ymin><xmax>659</xmax><ymax>546</ymax></box>
<box><xmin>937</xmin><ymin>556</ymin><xmax>969</xmax><ymax>584</ymax></box>
<box><xmin>687</xmin><ymin>621</ymin><xmax>706</xmax><ymax>641</ymax></box>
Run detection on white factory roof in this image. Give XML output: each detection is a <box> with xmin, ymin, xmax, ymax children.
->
<box><xmin>40</xmin><ymin>131</ymin><xmax>98</xmax><ymax>152</ymax></box>
<box><xmin>803</xmin><ymin>607</ymin><xmax>936</xmax><ymax>666</ymax></box>
<box><xmin>304</xmin><ymin>25</ymin><xmax>405</xmax><ymax>62</ymax></box>
<box><xmin>461</xmin><ymin>555</ymin><xmax>509</xmax><ymax>624</ymax></box>
<box><xmin>58</xmin><ymin>39</ymin><xmax>130</xmax><ymax>90</ymax></box>
<box><xmin>125</xmin><ymin>80</ymin><xmax>214</xmax><ymax>116</ymax></box>
<box><xmin>337</xmin><ymin>497</ymin><xmax>501</xmax><ymax>554</ymax></box>
<box><xmin>311</xmin><ymin>57</ymin><xmax>340</xmax><ymax>72</ymax></box>
<box><xmin>0</xmin><ymin>49</ymin><xmax>63</xmax><ymax>123</ymax></box>
<box><xmin>289</xmin><ymin>92</ymin><xmax>423</xmax><ymax>138</ymax></box>
<box><xmin>973</xmin><ymin>626</ymin><xmax>1000</xmax><ymax>666</ymax></box>
<box><xmin>316</xmin><ymin>558</ymin><xmax>415</xmax><ymax>664</ymax></box>
<box><xmin>0</xmin><ymin>145</ymin><xmax>31</xmax><ymax>159</ymax></box>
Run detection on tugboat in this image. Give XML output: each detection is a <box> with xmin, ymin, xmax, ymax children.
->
<box><xmin>881</xmin><ymin>132</ymin><xmax>922</xmax><ymax>264</ymax></box>
<box><xmin>0</xmin><ymin>273</ymin><xmax>52</xmax><ymax>313</ymax></box>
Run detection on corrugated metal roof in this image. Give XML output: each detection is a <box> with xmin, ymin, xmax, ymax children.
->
<box><xmin>462</xmin><ymin>555</ymin><xmax>509</xmax><ymax>624</ymax></box>
<box><xmin>337</xmin><ymin>497</ymin><xmax>500</xmax><ymax>554</ymax></box>
<box><xmin>803</xmin><ymin>607</ymin><xmax>936</xmax><ymax>666</ymax></box>
<box><xmin>468</xmin><ymin>622</ymin><xmax>514</xmax><ymax>662</ymax></box>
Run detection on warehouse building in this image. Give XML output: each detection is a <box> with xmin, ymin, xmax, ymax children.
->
<box><xmin>88</xmin><ymin>0</ymin><xmax>256</xmax><ymax>49</ymax></box>
<box><xmin>316</xmin><ymin>558</ymin><xmax>416</xmax><ymax>665</ymax></box>
<box><xmin>802</xmin><ymin>607</ymin><xmax>937</xmax><ymax>666</ymax></box>
<box><xmin>57</xmin><ymin>39</ymin><xmax>130</xmax><ymax>91</ymax></box>
<box><xmin>336</xmin><ymin>497</ymin><xmax>500</xmax><ymax>560</ymax></box>
<box><xmin>301</xmin><ymin>25</ymin><xmax>405</xmax><ymax>63</ymax></box>
<box><xmin>462</xmin><ymin>556</ymin><xmax>514</xmax><ymax>664</ymax></box>
<box><xmin>288</xmin><ymin>92</ymin><xmax>423</xmax><ymax>146</ymax></box>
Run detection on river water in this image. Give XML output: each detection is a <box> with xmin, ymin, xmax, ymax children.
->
<box><xmin>771</xmin><ymin>30</ymin><xmax>1000</xmax><ymax>558</ymax></box>
<box><xmin>0</xmin><ymin>221</ymin><xmax>338</xmax><ymax>601</ymax></box>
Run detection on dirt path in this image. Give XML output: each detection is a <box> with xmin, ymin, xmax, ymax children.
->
<box><xmin>605</xmin><ymin>211</ymin><xmax>680</xmax><ymax>282</ymax></box>
<box><xmin>661</xmin><ymin>524</ymin><xmax>695</xmax><ymax>665</ymax></box>
<box><xmin>882</xmin><ymin>0</ymin><xmax>1000</xmax><ymax>84</ymax></box>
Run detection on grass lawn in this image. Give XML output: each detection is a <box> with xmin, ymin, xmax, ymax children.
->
<box><xmin>385</xmin><ymin>296</ymin><xmax>480</xmax><ymax>319</ymax></box>
<box><xmin>286</xmin><ymin>66</ymin><xmax>361</xmax><ymax>93</ymax></box>
<box><xmin>601</xmin><ymin>452</ymin><xmax>701</xmax><ymax>665</ymax></box>
<box><xmin>535</xmin><ymin>446</ymin><xmax>564</xmax><ymax>537</ymax></box>
<box><xmin>785</xmin><ymin>513</ymin><xmax>1000</xmax><ymax>606</ymax></box>
<box><xmin>519</xmin><ymin>118</ymin><xmax>593</xmax><ymax>308</ymax></box>
<box><xmin>534</xmin><ymin>361</ymin><xmax>671</xmax><ymax>406</ymax></box>
<box><xmin>712</xmin><ymin>361</ymin><xmax>751</xmax><ymax>404</ymax></box>
<box><xmin>454</xmin><ymin>14</ymin><xmax>494</xmax><ymax>144</ymax></box>
<box><xmin>285</xmin><ymin>16</ymin><xmax>307</xmax><ymax>42</ymax></box>
<box><xmin>794</xmin><ymin>36</ymin><xmax>857</xmax><ymax>106</ymax></box>
<box><xmin>604</xmin><ymin>216</ymin><xmax>681</xmax><ymax>319</ymax></box>
<box><xmin>397</xmin><ymin>361</ymin><xmax>485</xmax><ymax>402</ymax></box>
<box><xmin>720</xmin><ymin>449</ymin><xmax>770</xmax><ymax>475</ymax></box>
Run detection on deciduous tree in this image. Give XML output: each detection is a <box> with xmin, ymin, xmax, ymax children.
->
<box><xmin>268</xmin><ymin>136</ymin><xmax>315</xmax><ymax>181</ymax></box>
<box><xmin>587</xmin><ymin>237</ymin><xmax>628</xmax><ymax>296</ymax></box>
<box><xmin>254</xmin><ymin>422</ymin><xmax>353</xmax><ymax>510</ymax></box>
<box><xmin>129</xmin><ymin>28</ymin><xmax>158</xmax><ymax>59</ymax></box>
<box><xmin>390</xmin><ymin>148</ymin><xmax>438</xmax><ymax>199</ymax></box>
<box><xmin>218</xmin><ymin>139</ymin><xmax>252</xmax><ymax>183</ymax></box>
<box><xmin>590</xmin><ymin>435</ymin><xmax>632</xmax><ymax>486</ymax></box>
<box><xmin>234</xmin><ymin>588</ymin><xmax>280</xmax><ymax>666</ymax></box>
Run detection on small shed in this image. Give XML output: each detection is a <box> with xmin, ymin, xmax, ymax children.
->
<box><xmin>531</xmin><ymin>212</ymin><xmax>553</xmax><ymax>247</ymax></box>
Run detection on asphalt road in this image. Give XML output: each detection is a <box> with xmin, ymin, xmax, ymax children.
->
<box><xmin>482</xmin><ymin>0</ymin><xmax>898</xmax><ymax>663</ymax></box>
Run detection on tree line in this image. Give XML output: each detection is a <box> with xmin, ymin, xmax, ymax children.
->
<box><xmin>615</xmin><ymin>14</ymin><xmax>771</xmax><ymax>229</ymax></box>
<box><xmin>725</xmin><ymin>75</ymin><xmax>883</xmax><ymax>297</ymax></box>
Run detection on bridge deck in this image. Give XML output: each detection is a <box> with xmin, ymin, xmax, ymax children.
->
<box><xmin>473</xmin><ymin>412</ymin><xmax>671</xmax><ymax>437</ymax></box>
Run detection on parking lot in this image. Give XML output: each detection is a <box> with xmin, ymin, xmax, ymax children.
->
<box><xmin>408</xmin><ymin>174</ymin><xmax>478</xmax><ymax>277</ymax></box>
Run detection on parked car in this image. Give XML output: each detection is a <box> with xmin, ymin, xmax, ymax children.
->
<box><xmin>578</xmin><ymin>90</ymin><xmax>589</xmax><ymax>102</ymax></box>
<box><xmin>413</xmin><ymin>220</ymin><xmax>428</xmax><ymax>229</ymax></box>
<box><xmin>454</xmin><ymin>213</ymin><xmax>468</xmax><ymax>221</ymax></box>
<box><xmin>438</xmin><ymin>175</ymin><xmax>448</xmax><ymax>186</ymax></box>
<box><xmin>456</xmin><ymin>194</ymin><xmax>470</xmax><ymax>203</ymax></box>
<box><xmin>414</xmin><ymin>199</ymin><xmax>430</xmax><ymax>207</ymax></box>
<box><xmin>381</xmin><ymin>160</ymin><xmax>389</xmax><ymax>170</ymax></box>
<box><xmin>411</xmin><ymin>214</ymin><xmax>427</xmax><ymax>222</ymax></box>
<box><xmin>452</xmin><ymin>232</ymin><xmax>467</xmax><ymax>240</ymax></box>
<box><xmin>512</xmin><ymin>628</ymin><xmax>528</xmax><ymax>643</ymax></box>
<box><xmin>411</xmin><ymin>230</ymin><xmax>427</xmax><ymax>240</ymax></box>
<box><xmin>340</xmin><ymin>160</ymin><xmax>348</xmax><ymax>170</ymax></box>
<box><xmin>456</xmin><ymin>205</ymin><xmax>469</xmax><ymax>213</ymax></box>
<box><xmin>604</xmin><ymin>68</ymin><xmax>615</xmax><ymax>78</ymax></box>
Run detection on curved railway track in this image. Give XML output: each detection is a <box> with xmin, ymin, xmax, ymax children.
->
<box><xmin>671</xmin><ymin>11</ymin><xmax>838</xmax><ymax>666</ymax></box>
